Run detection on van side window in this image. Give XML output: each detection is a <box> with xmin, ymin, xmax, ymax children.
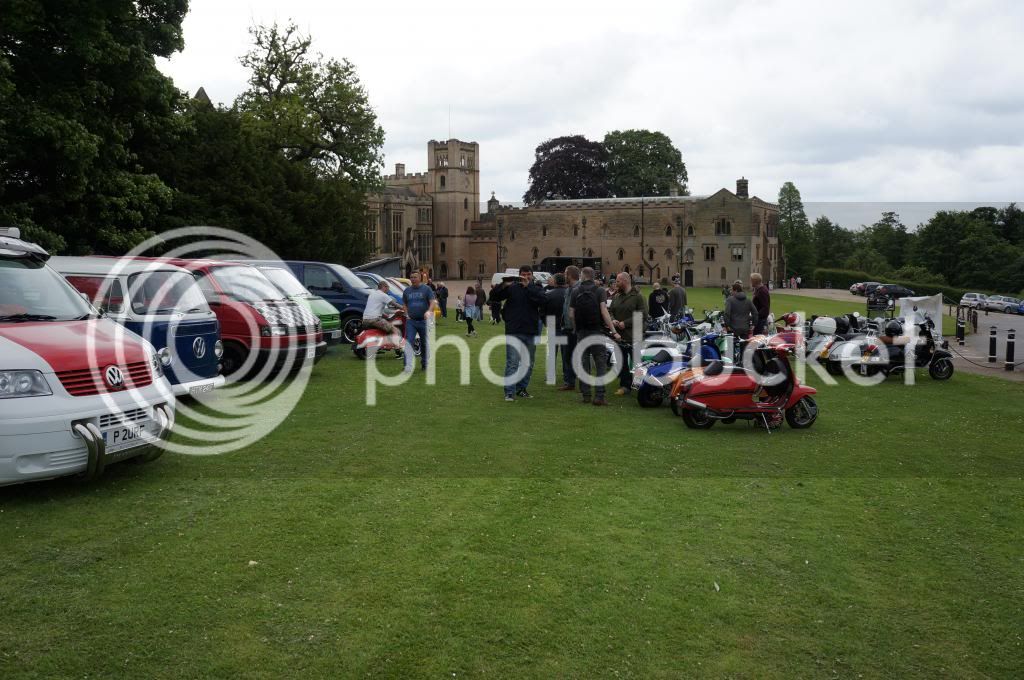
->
<box><xmin>304</xmin><ymin>265</ymin><xmax>338</xmax><ymax>292</ymax></box>
<box><xmin>65</xmin><ymin>275</ymin><xmax>123</xmax><ymax>313</ymax></box>
<box><xmin>194</xmin><ymin>272</ymin><xmax>218</xmax><ymax>299</ymax></box>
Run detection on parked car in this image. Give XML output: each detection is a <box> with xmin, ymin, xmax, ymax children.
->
<box><xmin>280</xmin><ymin>261</ymin><xmax>371</xmax><ymax>344</ymax></box>
<box><xmin>52</xmin><ymin>257</ymin><xmax>225</xmax><ymax>396</ymax></box>
<box><xmin>1</xmin><ymin>231</ymin><xmax>175</xmax><ymax>485</ymax></box>
<box><xmin>355</xmin><ymin>271</ymin><xmax>403</xmax><ymax>304</ymax></box>
<box><xmin>983</xmin><ymin>295</ymin><xmax>1020</xmax><ymax>313</ymax></box>
<box><xmin>960</xmin><ymin>292</ymin><xmax>988</xmax><ymax>308</ymax></box>
<box><xmin>867</xmin><ymin>284</ymin><xmax>915</xmax><ymax>311</ymax></box>
<box><xmin>252</xmin><ymin>264</ymin><xmax>343</xmax><ymax>345</ymax></box>
<box><xmin>862</xmin><ymin>282</ymin><xmax>883</xmax><ymax>297</ymax></box>
<box><xmin>152</xmin><ymin>258</ymin><xmax>325</xmax><ymax>375</ymax></box>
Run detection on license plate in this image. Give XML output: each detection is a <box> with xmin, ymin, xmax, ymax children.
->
<box><xmin>188</xmin><ymin>382</ymin><xmax>215</xmax><ymax>395</ymax></box>
<box><xmin>103</xmin><ymin>421</ymin><xmax>157</xmax><ymax>453</ymax></box>
<box><xmin>305</xmin><ymin>347</ymin><xmax>316</xmax><ymax>359</ymax></box>
<box><xmin>329</xmin><ymin>330</ymin><xmax>341</xmax><ymax>339</ymax></box>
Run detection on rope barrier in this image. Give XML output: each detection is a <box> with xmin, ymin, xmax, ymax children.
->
<box><xmin>945</xmin><ymin>343</ymin><xmax>1024</xmax><ymax>369</ymax></box>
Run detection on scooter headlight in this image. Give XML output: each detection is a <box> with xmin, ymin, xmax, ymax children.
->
<box><xmin>214</xmin><ymin>340</ymin><xmax>224</xmax><ymax>358</ymax></box>
<box><xmin>0</xmin><ymin>370</ymin><xmax>52</xmax><ymax>398</ymax></box>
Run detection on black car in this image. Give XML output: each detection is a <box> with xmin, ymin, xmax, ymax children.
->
<box><xmin>867</xmin><ymin>284</ymin><xmax>915</xmax><ymax>309</ymax></box>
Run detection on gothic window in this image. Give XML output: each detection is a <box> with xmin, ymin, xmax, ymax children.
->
<box><xmin>531</xmin><ymin>247</ymin><xmax>539</xmax><ymax>260</ymax></box>
<box><xmin>720</xmin><ymin>266</ymin><xmax>727</xmax><ymax>280</ymax></box>
<box><xmin>440</xmin><ymin>241</ymin><xmax>446</xmax><ymax>254</ymax></box>
<box><xmin>665</xmin><ymin>248</ymin><xmax>673</xmax><ymax>260</ymax></box>
<box><xmin>464</xmin><ymin>219</ymin><xmax>468</xmax><ymax>231</ymax></box>
<box><xmin>440</xmin><ymin>174</ymin><xmax>446</xmax><ymax>188</ymax></box>
<box><xmin>440</xmin><ymin>262</ymin><xmax>448</xmax><ymax>278</ymax></box>
<box><xmin>464</xmin><ymin>198</ymin><xmax>468</xmax><ymax>210</ymax></box>
<box><xmin>715</xmin><ymin>219</ymin><xmax>732</xmax><ymax>236</ymax></box>
<box><xmin>647</xmin><ymin>248</ymin><xmax>655</xmax><ymax>260</ymax></box>
<box><xmin>510</xmin><ymin>230</ymin><xmax>515</xmax><ymax>241</ymax></box>
<box><xmin>554</xmin><ymin>248</ymin><xmax>562</xmax><ymax>256</ymax></box>
<box><xmin>542</xmin><ymin>225</ymin><xmax>547</xmax><ymax>237</ymax></box>
<box><xmin>684</xmin><ymin>248</ymin><xmax>695</xmax><ymax>263</ymax></box>
<box><xmin>665</xmin><ymin>225</ymin><xmax>672</xmax><ymax>237</ymax></box>
<box><xmin>633</xmin><ymin>225</ymin><xmax>640</xmax><ymax>237</ymax></box>
<box><xmin>686</xmin><ymin>224</ymin><xmax>694</xmax><ymax>237</ymax></box>
<box><xmin>573</xmin><ymin>225</ymin><xmax>579</xmax><ymax>237</ymax></box>
<box><xmin>365</xmin><ymin>214</ymin><xmax>378</xmax><ymax>251</ymax></box>
<box><xmin>704</xmin><ymin>245</ymin><xmax>716</xmax><ymax>261</ymax></box>
<box><xmin>460</xmin><ymin>155</ymin><xmax>466</xmax><ymax>168</ymax></box>
<box><xmin>478</xmin><ymin>261</ymin><xmax>485</xmax><ymax>275</ymax></box>
<box><xmin>617</xmin><ymin>248</ymin><xmax>624</xmax><ymax>261</ymax></box>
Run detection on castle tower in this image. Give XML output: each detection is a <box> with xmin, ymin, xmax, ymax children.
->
<box><xmin>428</xmin><ymin>139</ymin><xmax>479</xmax><ymax>279</ymax></box>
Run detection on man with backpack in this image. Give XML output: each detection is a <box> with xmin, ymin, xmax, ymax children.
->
<box><xmin>569</xmin><ymin>267</ymin><xmax>620</xmax><ymax>406</ymax></box>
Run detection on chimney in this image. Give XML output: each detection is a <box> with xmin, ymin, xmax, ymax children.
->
<box><xmin>395</xmin><ymin>163</ymin><xmax>406</xmax><ymax>177</ymax></box>
<box><xmin>736</xmin><ymin>177</ymin><xmax>749</xmax><ymax>199</ymax></box>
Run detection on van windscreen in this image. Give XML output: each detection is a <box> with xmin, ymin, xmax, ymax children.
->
<box><xmin>128</xmin><ymin>270</ymin><xmax>210</xmax><ymax>315</ymax></box>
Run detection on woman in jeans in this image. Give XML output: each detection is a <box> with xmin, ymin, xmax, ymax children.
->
<box><xmin>464</xmin><ymin>286</ymin><xmax>478</xmax><ymax>336</ymax></box>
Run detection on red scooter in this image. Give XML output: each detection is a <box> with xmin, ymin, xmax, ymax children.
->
<box><xmin>352</xmin><ymin>309</ymin><xmax>421</xmax><ymax>359</ymax></box>
<box><xmin>670</xmin><ymin>345</ymin><xmax>818</xmax><ymax>431</ymax></box>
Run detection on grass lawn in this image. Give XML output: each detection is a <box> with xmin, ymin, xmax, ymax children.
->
<box><xmin>1</xmin><ymin>289</ymin><xmax>1022</xmax><ymax>677</ymax></box>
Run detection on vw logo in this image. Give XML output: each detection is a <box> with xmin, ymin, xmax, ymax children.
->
<box><xmin>193</xmin><ymin>337</ymin><xmax>206</xmax><ymax>359</ymax></box>
<box><xmin>104</xmin><ymin>365</ymin><xmax>125</xmax><ymax>389</ymax></box>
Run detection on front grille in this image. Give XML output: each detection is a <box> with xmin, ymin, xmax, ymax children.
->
<box><xmin>98</xmin><ymin>407</ymin><xmax>150</xmax><ymax>430</ymax></box>
<box><xmin>57</xmin><ymin>361</ymin><xmax>153</xmax><ymax>397</ymax></box>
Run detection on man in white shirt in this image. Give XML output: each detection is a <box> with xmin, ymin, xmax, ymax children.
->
<box><xmin>362</xmin><ymin>280</ymin><xmax>398</xmax><ymax>334</ymax></box>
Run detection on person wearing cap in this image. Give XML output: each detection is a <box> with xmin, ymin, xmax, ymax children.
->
<box><xmin>488</xmin><ymin>265</ymin><xmax>546</xmax><ymax>401</ymax></box>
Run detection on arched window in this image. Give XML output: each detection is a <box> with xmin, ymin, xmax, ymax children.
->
<box><xmin>440</xmin><ymin>241</ymin><xmax>446</xmax><ymax>254</ymax></box>
<box><xmin>554</xmin><ymin>248</ymin><xmax>562</xmax><ymax>256</ymax></box>
<box><xmin>715</xmin><ymin>219</ymin><xmax>732</xmax><ymax>236</ymax></box>
<box><xmin>573</xmin><ymin>225</ymin><xmax>579</xmax><ymax>237</ymax></box>
<box><xmin>686</xmin><ymin>224</ymin><xmax>694</xmax><ymax>236</ymax></box>
<box><xmin>647</xmin><ymin>248</ymin><xmax>655</xmax><ymax>260</ymax></box>
<box><xmin>531</xmin><ymin>247</ymin><xmax>539</xmax><ymax>260</ymax></box>
<box><xmin>464</xmin><ymin>219</ymin><xmax>468</xmax><ymax>231</ymax></box>
<box><xmin>684</xmin><ymin>248</ymin><xmax>695</xmax><ymax>262</ymax></box>
<box><xmin>542</xmin><ymin>225</ymin><xmax>547</xmax><ymax>237</ymax></box>
<box><xmin>720</xmin><ymin>266</ymin><xmax>727</xmax><ymax>280</ymax></box>
<box><xmin>665</xmin><ymin>225</ymin><xmax>672</xmax><ymax>237</ymax></box>
<box><xmin>633</xmin><ymin>225</ymin><xmax>640</xmax><ymax>237</ymax></box>
<box><xmin>617</xmin><ymin>248</ymin><xmax>624</xmax><ymax>261</ymax></box>
<box><xmin>478</xmin><ymin>261</ymin><xmax>485</xmax><ymax>274</ymax></box>
<box><xmin>440</xmin><ymin>262</ymin><xmax>448</xmax><ymax>278</ymax></box>
<box><xmin>440</xmin><ymin>175</ymin><xmax>446</xmax><ymax>188</ymax></box>
<box><xmin>665</xmin><ymin>248</ymin><xmax>673</xmax><ymax>260</ymax></box>
<box><xmin>464</xmin><ymin>198</ymin><xmax>468</xmax><ymax>210</ymax></box>
<box><xmin>510</xmin><ymin>230</ymin><xmax>515</xmax><ymax>241</ymax></box>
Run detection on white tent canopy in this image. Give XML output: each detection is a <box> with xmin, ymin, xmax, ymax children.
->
<box><xmin>898</xmin><ymin>294</ymin><xmax>944</xmax><ymax>336</ymax></box>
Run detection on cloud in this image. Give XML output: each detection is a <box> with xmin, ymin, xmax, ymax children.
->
<box><xmin>157</xmin><ymin>0</ymin><xmax>1024</xmax><ymax>210</ymax></box>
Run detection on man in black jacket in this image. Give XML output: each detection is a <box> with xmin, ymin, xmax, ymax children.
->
<box><xmin>489</xmin><ymin>265</ymin><xmax>547</xmax><ymax>401</ymax></box>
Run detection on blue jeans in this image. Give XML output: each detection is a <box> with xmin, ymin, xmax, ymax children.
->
<box><xmin>405</xmin><ymin>318</ymin><xmax>428</xmax><ymax>370</ymax></box>
<box><xmin>559</xmin><ymin>331</ymin><xmax>577</xmax><ymax>387</ymax></box>
<box><xmin>504</xmin><ymin>333</ymin><xmax>536</xmax><ymax>396</ymax></box>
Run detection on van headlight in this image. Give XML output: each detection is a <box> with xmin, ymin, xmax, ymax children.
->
<box><xmin>158</xmin><ymin>347</ymin><xmax>172</xmax><ymax>367</ymax></box>
<box><xmin>259</xmin><ymin>325</ymin><xmax>287</xmax><ymax>337</ymax></box>
<box><xmin>214</xmin><ymin>340</ymin><xmax>224</xmax><ymax>358</ymax></box>
<box><xmin>150</xmin><ymin>353</ymin><xmax>164</xmax><ymax>378</ymax></box>
<box><xmin>0</xmin><ymin>370</ymin><xmax>53</xmax><ymax>398</ymax></box>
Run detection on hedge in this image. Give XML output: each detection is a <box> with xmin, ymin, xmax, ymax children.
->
<box><xmin>810</xmin><ymin>268</ymin><xmax>992</xmax><ymax>303</ymax></box>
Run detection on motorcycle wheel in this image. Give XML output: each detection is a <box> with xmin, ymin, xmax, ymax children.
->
<box><xmin>637</xmin><ymin>387</ymin><xmax>664</xmax><ymax>408</ymax></box>
<box><xmin>785</xmin><ymin>396</ymin><xmax>818</xmax><ymax>429</ymax></box>
<box><xmin>825</xmin><ymin>360</ymin><xmax>843</xmax><ymax>376</ymax></box>
<box><xmin>341</xmin><ymin>317</ymin><xmax>361</xmax><ymax>344</ymax></box>
<box><xmin>929</xmin><ymin>358</ymin><xmax>954</xmax><ymax>380</ymax></box>
<box><xmin>353</xmin><ymin>346</ymin><xmax>367</xmax><ymax>360</ymax></box>
<box><xmin>682</xmin><ymin>409</ymin><xmax>715</xmax><ymax>429</ymax></box>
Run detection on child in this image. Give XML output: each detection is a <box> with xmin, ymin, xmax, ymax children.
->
<box><xmin>455</xmin><ymin>295</ymin><xmax>464</xmax><ymax>322</ymax></box>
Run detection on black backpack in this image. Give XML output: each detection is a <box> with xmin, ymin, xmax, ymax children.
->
<box><xmin>573</xmin><ymin>284</ymin><xmax>602</xmax><ymax>330</ymax></box>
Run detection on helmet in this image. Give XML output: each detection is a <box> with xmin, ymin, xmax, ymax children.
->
<box><xmin>884</xmin><ymin>319</ymin><xmax>903</xmax><ymax>337</ymax></box>
<box><xmin>780</xmin><ymin>312</ymin><xmax>798</xmax><ymax>327</ymax></box>
<box><xmin>835</xmin><ymin>316</ymin><xmax>851</xmax><ymax>334</ymax></box>
<box><xmin>812</xmin><ymin>316</ymin><xmax>837</xmax><ymax>336</ymax></box>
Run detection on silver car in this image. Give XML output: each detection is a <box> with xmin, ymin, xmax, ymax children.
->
<box><xmin>985</xmin><ymin>295</ymin><xmax>1021</xmax><ymax>313</ymax></box>
<box><xmin>960</xmin><ymin>292</ymin><xmax>987</xmax><ymax>308</ymax></box>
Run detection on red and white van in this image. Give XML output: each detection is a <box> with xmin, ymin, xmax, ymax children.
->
<box><xmin>0</xmin><ymin>230</ymin><xmax>175</xmax><ymax>486</ymax></box>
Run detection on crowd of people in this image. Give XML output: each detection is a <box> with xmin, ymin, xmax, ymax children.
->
<box><xmin>359</xmin><ymin>265</ymin><xmax>772</xmax><ymax>402</ymax></box>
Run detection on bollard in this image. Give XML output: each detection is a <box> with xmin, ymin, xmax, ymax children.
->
<box><xmin>1006</xmin><ymin>330</ymin><xmax>1016</xmax><ymax>372</ymax></box>
<box><xmin>956</xmin><ymin>314</ymin><xmax>965</xmax><ymax>346</ymax></box>
<box><xmin>988</xmin><ymin>326</ymin><xmax>997</xmax><ymax>363</ymax></box>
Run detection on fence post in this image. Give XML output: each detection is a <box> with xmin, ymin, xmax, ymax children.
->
<box><xmin>1006</xmin><ymin>330</ymin><xmax>1016</xmax><ymax>372</ymax></box>
<box><xmin>989</xmin><ymin>326</ymin><xmax>997</xmax><ymax>363</ymax></box>
<box><xmin>956</xmin><ymin>312</ymin><xmax>965</xmax><ymax>346</ymax></box>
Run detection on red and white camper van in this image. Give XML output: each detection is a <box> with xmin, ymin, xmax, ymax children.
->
<box><xmin>0</xmin><ymin>230</ymin><xmax>175</xmax><ymax>485</ymax></box>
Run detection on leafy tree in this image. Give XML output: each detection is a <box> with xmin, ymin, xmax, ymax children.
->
<box><xmin>996</xmin><ymin>203</ymin><xmax>1024</xmax><ymax>245</ymax></box>
<box><xmin>892</xmin><ymin>265</ymin><xmax>946</xmax><ymax>285</ymax></box>
<box><xmin>235</xmin><ymin>22</ymin><xmax>384</xmax><ymax>189</ymax></box>
<box><xmin>811</xmin><ymin>215</ymin><xmax>855</xmax><ymax>268</ymax></box>
<box><xmin>844</xmin><ymin>247</ymin><xmax>892</xmax><ymax>276</ymax></box>
<box><xmin>522</xmin><ymin>135</ymin><xmax>609</xmax><ymax>204</ymax></box>
<box><xmin>0</xmin><ymin>0</ymin><xmax>188</xmax><ymax>253</ymax></box>
<box><xmin>777</xmin><ymin>182</ymin><xmax>815</xmax><ymax>276</ymax></box>
<box><xmin>603</xmin><ymin>130</ymin><xmax>688</xmax><ymax>197</ymax></box>
<box><xmin>863</xmin><ymin>211</ymin><xmax>913</xmax><ymax>270</ymax></box>
<box><xmin>910</xmin><ymin>210</ymin><xmax>964</xmax><ymax>279</ymax></box>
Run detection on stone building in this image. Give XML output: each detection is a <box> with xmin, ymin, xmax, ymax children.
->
<box><xmin>365</xmin><ymin>139</ymin><xmax>480</xmax><ymax>280</ymax></box>
<box><xmin>469</xmin><ymin>178</ymin><xmax>784</xmax><ymax>286</ymax></box>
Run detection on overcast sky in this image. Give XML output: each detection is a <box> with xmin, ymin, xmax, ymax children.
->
<box><xmin>158</xmin><ymin>0</ymin><xmax>1023</xmax><ymax>226</ymax></box>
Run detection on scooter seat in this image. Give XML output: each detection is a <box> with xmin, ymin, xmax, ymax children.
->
<box><xmin>703</xmin><ymin>360</ymin><xmax>725</xmax><ymax>377</ymax></box>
